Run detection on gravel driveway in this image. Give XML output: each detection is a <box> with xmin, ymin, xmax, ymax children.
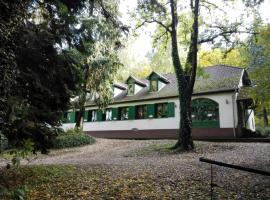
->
<box><xmin>1</xmin><ymin>139</ymin><xmax>270</xmax><ymax>199</ymax></box>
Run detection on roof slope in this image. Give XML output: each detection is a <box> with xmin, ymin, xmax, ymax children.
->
<box><xmin>86</xmin><ymin>65</ymin><xmax>245</xmax><ymax>105</ymax></box>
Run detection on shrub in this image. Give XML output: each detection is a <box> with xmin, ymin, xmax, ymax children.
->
<box><xmin>50</xmin><ymin>128</ymin><xmax>95</xmax><ymax>149</ymax></box>
<box><xmin>256</xmin><ymin>126</ymin><xmax>270</xmax><ymax>137</ymax></box>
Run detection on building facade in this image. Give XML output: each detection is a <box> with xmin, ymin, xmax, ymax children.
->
<box><xmin>62</xmin><ymin>65</ymin><xmax>256</xmax><ymax>139</ymax></box>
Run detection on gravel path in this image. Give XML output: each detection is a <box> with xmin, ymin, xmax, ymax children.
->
<box><xmin>1</xmin><ymin>139</ymin><xmax>270</xmax><ymax>199</ymax></box>
<box><xmin>1</xmin><ymin>139</ymin><xmax>269</xmax><ymax>173</ymax></box>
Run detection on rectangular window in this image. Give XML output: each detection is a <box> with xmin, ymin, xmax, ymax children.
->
<box><xmin>91</xmin><ymin>110</ymin><xmax>97</xmax><ymax>122</ymax></box>
<box><xmin>150</xmin><ymin>80</ymin><xmax>158</xmax><ymax>92</ymax></box>
<box><xmin>156</xmin><ymin>103</ymin><xmax>167</xmax><ymax>118</ymax></box>
<box><xmin>106</xmin><ymin>109</ymin><xmax>112</xmax><ymax>121</ymax></box>
<box><xmin>127</xmin><ymin>84</ymin><xmax>134</xmax><ymax>95</ymax></box>
<box><xmin>136</xmin><ymin>105</ymin><xmax>147</xmax><ymax>119</ymax></box>
<box><xmin>119</xmin><ymin>107</ymin><xmax>129</xmax><ymax>120</ymax></box>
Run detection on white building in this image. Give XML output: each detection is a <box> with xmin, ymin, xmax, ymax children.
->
<box><xmin>62</xmin><ymin>65</ymin><xmax>255</xmax><ymax>139</ymax></box>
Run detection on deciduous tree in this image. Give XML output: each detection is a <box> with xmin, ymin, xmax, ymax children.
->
<box><xmin>135</xmin><ymin>0</ymin><xmax>262</xmax><ymax>150</ymax></box>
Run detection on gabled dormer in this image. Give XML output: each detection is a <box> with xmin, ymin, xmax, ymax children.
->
<box><xmin>147</xmin><ymin>72</ymin><xmax>170</xmax><ymax>92</ymax></box>
<box><xmin>126</xmin><ymin>75</ymin><xmax>146</xmax><ymax>96</ymax></box>
<box><xmin>113</xmin><ymin>83</ymin><xmax>127</xmax><ymax>97</ymax></box>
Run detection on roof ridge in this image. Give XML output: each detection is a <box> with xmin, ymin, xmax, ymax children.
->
<box><xmin>206</xmin><ymin>64</ymin><xmax>245</xmax><ymax>70</ymax></box>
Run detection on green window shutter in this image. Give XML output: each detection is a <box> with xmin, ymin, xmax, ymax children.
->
<box><xmin>83</xmin><ymin>110</ymin><xmax>89</xmax><ymax>122</ymax></box>
<box><xmin>68</xmin><ymin>112</ymin><xmax>76</xmax><ymax>123</ymax></box>
<box><xmin>167</xmin><ymin>102</ymin><xmax>175</xmax><ymax>117</ymax></box>
<box><xmin>128</xmin><ymin>106</ymin><xmax>136</xmax><ymax>120</ymax></box>
<box><xmin>97</xmin><ymin>110</ymin><xmax>103</xmax><ymax>121</ymax></box>
<box><xmin>112</xmin><ymin>108</ymin><xmax>119</xmax><ymax>120</ymax></box>
<box><xmin>147</xmin><ymin>104</ymin><xmax>155</xmax><ymax>118</ymax></box>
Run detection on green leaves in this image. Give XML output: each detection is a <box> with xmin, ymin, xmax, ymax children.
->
<box><xmin>0</xmin><ymin>0</ymin><xmax>92</xmax><ymax>153</ymax></box>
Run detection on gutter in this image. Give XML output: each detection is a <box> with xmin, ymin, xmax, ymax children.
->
<box><xmin>232</xmin><ymin>89</ymin><xmax>237</xmax><ymax>138</ymax></box>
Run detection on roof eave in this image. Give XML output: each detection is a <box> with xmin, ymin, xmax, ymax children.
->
<box><xmin>85</xmin><ymin>88</ymin><xmax>236</xmax><ymax>107</ymax></box>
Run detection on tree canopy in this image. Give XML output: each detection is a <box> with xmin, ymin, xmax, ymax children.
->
<box><xmin>0</xmin><ymin>0</ymin><xmax>124</xmax><ymax>152</ymax></box>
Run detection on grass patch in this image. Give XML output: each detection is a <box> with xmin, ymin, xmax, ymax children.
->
<box><xmin>126</xmin><ymin>141</ymin><xmax>179</xmax><ymax>157</ymax></box>
<box><xmin>125</xmin><ymin>141</ymin><xmax>235</xmax><ymax>157</ymax></box>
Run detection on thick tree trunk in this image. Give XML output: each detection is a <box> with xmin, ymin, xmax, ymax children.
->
<box><xmin>174</xmin><ymin>92</ymin><xmax>194</xmax><ymax>150</ymax></box>
<box><xmin>169</xmin><ymin>0</ymin><xmax>199</xmax><ymax>150</ymax></box>
<box><xmin>169</xmin><ymin>0</ymin><xmax>196</xmax><ymax>150</ymax></box>
<box><xmin>263</xmin><ymin>107</ymin><xmax>269</xmax><ymax>127</ymax></box>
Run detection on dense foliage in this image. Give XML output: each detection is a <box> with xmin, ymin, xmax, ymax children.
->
<box><xmin>0</xmin><ymin>0</ymin><xmax>123</xmax><ymax>153</ymax></box>
<box><xmin>0</xmin><ymin>133</ymin><xmax>8</xmax><ymax>151</ymax></box>
<box><xmin>247</xmin><ymin>24</ymin><xmax>270</xmax><ymax>126</ymax></box>
<box><xmin>0</xmin><ymin>0</ymin><xmax>87</xmax><ymax>153</ymax></box>
<box><xmin>67</xmin><ymin>0</ymin><xmax>125</xmax><ymax>128</ymax></box>
<box><xmin>256</xmin><ymin>126</ymin><xmax>270</xmax><ymax>137</ymax></box>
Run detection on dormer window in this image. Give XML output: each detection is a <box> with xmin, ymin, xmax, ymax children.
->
<box><xmin>126</xmin><ymin>75</ymin><xmax>147</xmax><ymax>96</ymax></box>
<box><xmin>150</xmin><ymin>79</ymin><xmax>158</xmax><ymax>92</ymax></box>
<box><xmin>148</xmin><ymin>71</ymin><xmax>170</xmax><ymax>92</ymax></box>
<box><xmin>128</xmin><ymin>83</ymin><xmax>134</xmax><ymax>95</ymax></box>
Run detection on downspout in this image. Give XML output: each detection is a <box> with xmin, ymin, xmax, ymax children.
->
<box><xmin>232</xmin><ymin>88</ymin><xmax>238</xmax><ymax>138</ymax></box>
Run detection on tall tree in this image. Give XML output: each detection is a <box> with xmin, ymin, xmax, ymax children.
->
<box><xmin>247</xmin><ymin>24</ymin><xmax>270</xmax><ymax>127</ymax></box>
<box><xmin>0</xmin><ymin>0</ymin><xmax>111</xmax><ymax>152</ymax></box>
<box><xmin>136</xmin><ymin>0</ymin><xmax>262</xmax><ymax>150</ymax></box>
<box><xmin>136</xmin><ymin>0</ymin><xmax>199</xmax><ymax>150</ymax></box>
<box><xmin>68</xmin><ymin>0</ymin><xmax>125</xmax><ymax>128</ymax></box>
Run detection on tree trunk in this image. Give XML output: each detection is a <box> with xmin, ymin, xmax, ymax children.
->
<box><xmin>169</xmin><ymin>0</ymin><xmax>199</xmax><ymax>150</ymax></box>
<box><xmin>174</xmin><ymin>92</ymin><xmax>194</xmax><ymax>150</ymax></box>
<box><xmin>75</xmin><ymin>106</ymin><xmax>85</xmax><ymax>128</ymax></box>
<box><xmin>263</xmin><ymin>107</ymin><xmax>268</xmax><ymax>127</ymax></box>
<box><xmin>75</xmin><ymin>64</ymin><xmax>89</xmax><ymax>129</ymax></box>
<box><xmin>169</xmin><ymin>0</ymin><xmax>196</xmax><ymax>150</ymax></box>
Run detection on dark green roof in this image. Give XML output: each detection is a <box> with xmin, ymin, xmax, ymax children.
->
<box><xmin>86</xmin><ymin>65</ymin><xmax>250</xmax><ymax>105</ymax></box>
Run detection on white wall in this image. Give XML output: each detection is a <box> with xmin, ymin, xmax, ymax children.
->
<box><xmin>113</xmin><ymin>87</ymin><xmax>123</xmax><ymax>97</ymax></box>
<box><xmin>158</xmin><ymin>81</ymin><xmax>166</xmax><ymax>91</ymax></box>
<box><xmin>84</xmin><ymin>98</ymin><xmax>180</xmax><ymax>131</ymax></box>
<box><xmin>134</xmin><ymin>84</ymin><xmax>143</xmax><ymax>94</ymax></box>
<box><xmin>62</xmin><ymin>123</ymin><xmax>76</xmax><ymax>131</ymax></box>
<box><xmin>246</xmin><ymin>109</ymin><xmax>256</xmax><ymax>132</ymax></box>
<box><xmin>63</xmin><ymin>92</ymin><xmax>238</xmax><ymax>132</ymax></box>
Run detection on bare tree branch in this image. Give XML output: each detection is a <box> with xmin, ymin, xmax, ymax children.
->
<box><xmin>199</xmin><ymin>30</ymin><xmax>258</xmax><ymax>44</ymax></box>
<box><xmin>137</xmin><ymin>19</ymin><xmax>171</xmax><ymax>33</ymax></box>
